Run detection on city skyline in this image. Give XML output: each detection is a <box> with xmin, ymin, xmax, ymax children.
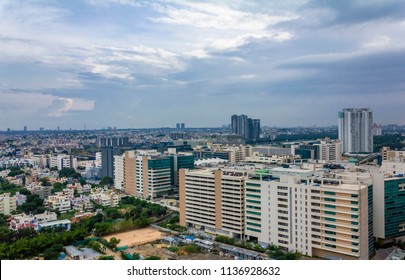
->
<box><xmin>1</xmin><ymin>1</ymin><xmax>405</xmax><ymax>130</ymax></box>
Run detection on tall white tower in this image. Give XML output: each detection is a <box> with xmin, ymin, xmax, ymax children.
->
<box><xmin>338</xmin><ymin>108</ymin><xmax>373</xmax><ymax>153</ymax></box>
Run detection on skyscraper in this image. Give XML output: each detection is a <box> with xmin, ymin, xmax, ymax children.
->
<box><xmin>231</xmin><ymin>114</ymin><xmax>260</xmax><ymax>142</ymax></box>
<box><xmin>338</xmin><ymin>108</ymin><xmax>373</xmax><ymax>153</ymax></box>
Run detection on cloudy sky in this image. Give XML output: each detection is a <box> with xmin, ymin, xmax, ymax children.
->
<box><xmin>1</xmin><ymin>0</ymin><xmax>404</xmax><ymax>130</ymax></box>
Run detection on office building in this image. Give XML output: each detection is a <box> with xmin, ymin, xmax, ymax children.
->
<box><xmin>372</xmin><ymin>173</ymin><xmax>405</xmax><ymax>243</ymax></box>
<box><xmin>114</xmin><ymin>150</ymin><xmax>195</xmax><ymax>198</ymax></box>
<box><xmin>231</xmin><ymin>114</ymin><xmax>260</xmax><ymax>142</ymax></box>
<box><xmin>179</xmin><ymin>168</ymin><xmax>247</xmax><ymax>239</ymax></box>
<box><xmin>244</xmin><ymin>168</ymin><xmax>374</xmax><ymax>260</ymax></box>
<box><xmin>338</xmin><ymin>108</ymin><xmax>373</xmax><ymax>153</ymax></box>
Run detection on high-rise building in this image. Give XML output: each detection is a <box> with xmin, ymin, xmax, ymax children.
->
<box><xmin>101</xmin><ymin>147</ymin><xmax>123</xmax><ymax>179</ymax></box>
<box><xmin>179</xmin><ymin>168</ymin><xmax>247</xmax><ymax>239</ymax></box>
<box><xmin>179</xmin><ymin>166</ymin><xmax>375</xmax><ymax>260</ymax></box>
<box><xmin>97</xmin><ymin>136</ymin><xmax>129</xmax><ymax>148</ymax></box>
<box><xmin>114</xmin><ymin>150</ymin><xmax>194</xmax><ymax>198</ymax></box>
<box><xmin>23</xmin><ymin>126</ymin><xmax>27</xmax><ymax>132</ymax></box>
<box><xmin>338</xmin><ymin>108</ymin><xmax>373</xmax><ymax>153</ymax></box>
<box><xmin>231</xmin><ymin>114</ymin><xmax>260</xmax><ymax>142</ymax></box>
<box><xmin>244</xmin><ymin>168</ymin><xmax>374</xmax><ymax>260</ymax></box>
<box><xmin>176</xmin><ymin>123</ymin><xmax>180</xmax><ymax>129</ymax></box>
<box><xmin>372</xmin><ymin>173</ymin><xmax>405</xmax><ymax>244</ymax></box>
<box><xmin>181</xmin><ymin>123</ymin><xmax>185</xmax><ymax>129</ymax></box>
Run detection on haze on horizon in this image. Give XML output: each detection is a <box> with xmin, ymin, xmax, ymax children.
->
<box><xmin>1</xmin><ymin>0</ymin><xmax>405</xmax><ymax>130</ymax></box>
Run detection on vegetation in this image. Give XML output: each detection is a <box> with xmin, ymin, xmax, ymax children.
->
<box><xmin>0</xmin><ymin>175</ymin><xmax>26</xmax><ymax>195</ymax></box>
<box><xmin>40</xmin><ymin>177</ymin><xmax>52</xmax><ymax>187</ymax></box>
<box><xmin>100</xmin><ymin>176</ymin><xmax>114</xmax><ymax>186</ymax></box>
<box><xmin>58</xmin><ymin>168</ymin><xmax>82</xmax><ymax>179</ymax></box>
<box><xmin>7</xmin><ymin>168</ymin><xmax>25</xmax><ymax>177</ymax></box>
<box><xmin>132</xmin><ymin>252</ymin><xmax>141</xmax><ymax>260</ymax></box>
<box><xmin>183</xmin><ymin>244</ymin><xmax>202</xmax><ymax>254</ymax></box>
<box><xmin>52</xmin><ymin>182</ymin><xmax>65</xmax><ymax>194</ymax></box>
<box><xmin>374</xmin><ymin>134</ymin><xmax>405</xmax><ymax>151</ymax></box>
<box><xmin>17</xmin><ymin>193</ymin><xmax>46</xmax><ymax>215</ymax></box>
<box><xmin>144</xmin><ymin>255</ymin><xmax>160</xmax><ymax>260</ymax></box>
<box><xmin>267</xmin><ymin>245</ymin><xmax>301</xmax><ymax>260</ymax></box>
<box><xmin>160</xmin><ymin>215</ymin><xmax>187</xmax><ymax>232</ymax></box>
<box><xmin>0</xmin><ymin>227</ymin><xmax>88</xmax><ymax>259</ymax></box>
<box><xmin>99</xmin><ymin>255</ymin><xmax>115</xmax><ymax>260</ymax></box>
<box><xmin>214</xmin><ymin>235</ymin><xmax>266</xmax><ymax>253</ymax></box>
<box><xmin>43</xmin><ymin>244</ymin><xmax>64</xmax><ymax>260</ymax></box>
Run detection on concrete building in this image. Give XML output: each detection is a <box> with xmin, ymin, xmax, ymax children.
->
<box><xmin>89</xmin><ymin>188</ymin><xmax>120</xmax><ymax>207</ymax></box>
<box><xmin>338</xmin><ymin>108</ymin><xmax>373</xmax><ymax>153</ymax></box>
<box><xmin>231</xmin><ymin>114</ymin><xmax>260</xmax><ymax>142</ymax></box>
<box><xmin>50</xmin><ymin>154</ymin><xmax>77</xmax><ymax>171</ymax></box>
<box><xmin>45</xmin><ymin>195</ymin><xmax>72</xmax><ymax>213</ymax></box>
<box><xmin>9</xmin><ymin>212</ymin><xmax>58</xmax><ymax>231</ymax></box>
<box><xmin>244</xmin><ymin>168</ymin><xmax>374</xmax><ymax>260</ymax></box>
<box><xmin>314</xmin><ymin>138</ymin><xmax>342</xmax><ymax>161</ymax></box>
<box><xmin>372</xmin><ymin>173</ymin><xmax>405</xmax><ymax>243</ymax></box>
<box><xmin>179</xmin><ymin>168</ymin><xmax>247</xmax><ymax>239</ymax></box>
<box><xmin>0</xmin><ymin>193</ymin><xmax>17</xmax><ymax>215</ymax></box>
<box><xmin>381</xmin><ymin>147</ymin><xmax>405</xmax><ymax>161</ymax></box>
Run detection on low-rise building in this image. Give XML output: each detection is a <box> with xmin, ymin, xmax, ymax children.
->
<box><xmin>89</xmin><ymin>188</ymin><xmax>120</xmax><ymax>207</ymax></box>
<box><xmin>45</xmin><ymin>195</ymin><xmax>72</xmax><ymax>213</ymax></box>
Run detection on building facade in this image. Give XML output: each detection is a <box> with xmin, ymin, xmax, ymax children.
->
<box><xmin>179</xmin><ymin>168</ymin><xmax>247</xmax><ymax>239</ymax></box>
<box><xmin>338</xmin><ymin>108</ymin><xmax>373</xmax><ymax>153</ymax></box>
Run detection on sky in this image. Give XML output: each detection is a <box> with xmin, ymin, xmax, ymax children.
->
<box><xmin>1</xmin><ymin>0</ymin><xmax>405</xmax><ymax>130</ymax></box>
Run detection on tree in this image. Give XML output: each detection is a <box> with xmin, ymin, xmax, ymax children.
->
<box><xmin>100</xmin><ymin>176</ymin><xmax>113</xmax><ymax>186</ymax></box>
<box><xmin>40</xmin><ymin>177</ymin><xmax>52</xmax><ymax>186</ymax></box>
<box><xmin>132</xmin><ymin>252</ymin><xmax>140</xmax><ymax>260</ymax></box>
<box><xmin>108</xmin><ymin>237</ymin><xmax>120</xmax><ymax>249</ymax></box>
<box><xmin>144</xmin><ymin>256</ymin><xmax>160</xmax><ymax>260</ymax></box>
<box><xmin>58</xmin><ymin>168</ymin><xmax>81</xmax><ymax>179</ymax></box>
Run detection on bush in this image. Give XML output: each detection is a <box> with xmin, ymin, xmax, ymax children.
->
<box><xmin>144</xmin><ymin>256</ymin><xmax>160</xmax><ymax>260</ymax></box>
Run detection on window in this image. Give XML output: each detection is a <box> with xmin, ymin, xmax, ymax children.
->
<box><xmin>324</xmin><ymin>191</ymin><xmax>336</xmax><ymax>195</ymax></box>
<box><xmin>325</xmin><ymin>204</ymin><xmax>336</xmax><ymax>209</ymax></box>
<box><xmin>325</xmin><ymin>211</ymin><xmax>336</xmax><ymax>215</ymax></box>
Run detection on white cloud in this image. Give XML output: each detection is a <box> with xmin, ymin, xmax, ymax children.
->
<box><xmin>47</xmin><ymin>98</ymin><xmax>95</xmax><ymax>117</ymax></box>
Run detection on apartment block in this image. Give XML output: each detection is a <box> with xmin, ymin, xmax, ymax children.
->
<box><xmin>45</xmin><ymin>195</ymin><xmax>72</xmax><ymax>213</ymax></box>
<box><xmin>0</xmin><ymin>193</ymin><xmax>17</xmax><ymax>215</ymax></box>
<box><xmin>89</xmin><ymin>188</ymin><xmax>120</xmax><ymax>207</ymax></box>
<box><xmin>179</xmin><ymin>168</ymin><xmax>246</xmax><ymax>239</ymax></box>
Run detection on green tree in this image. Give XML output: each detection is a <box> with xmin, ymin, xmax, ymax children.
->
<box><xmin>100</xmin><ymin>176</ymin><xmax>113</xmax><ymax>186</ymax></box>
<box><xmin>132</xmin><ymin>252</ymin><xmax>141</xmax><ymax>260</ymax></box>
<box><xmin>144</xmin><ymin>256</ymin><xmax>160</xmax><ymax>260</ymax></box>
<box><xmin>108</xmin><ymin>237</ymin><xmax>120</xmax><ymax>249</ymax></box>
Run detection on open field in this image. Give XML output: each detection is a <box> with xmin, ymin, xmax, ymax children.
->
<box><xmin>104</xmin><ymin>227</ymin><xmax>165</xmax><ymax>247</ymax></box>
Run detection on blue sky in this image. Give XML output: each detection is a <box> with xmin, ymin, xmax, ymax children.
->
<box><xmin>1</xmin><ymin>0</ymin><xmax>404</xmax><ymax>130</ymax></box>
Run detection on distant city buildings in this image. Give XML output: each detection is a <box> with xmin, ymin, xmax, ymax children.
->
<box><xmin>231</xmin><ymin>114</ymin><xmax>260</xmax><ymax>142</ymax></box>
<box><xmin>338</xmin><ymin>108</ymin><xmax>373</xmax><ymax>153</ymax></box>
<box><xmin>372</xmin><ymin>123</ymin><xmax>382</xmax><ymax>136</ymax></box>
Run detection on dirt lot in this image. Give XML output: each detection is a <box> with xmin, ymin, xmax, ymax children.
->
<box><xmin>104</xmin><ymin>227</ymin><xmax>165</xmax><ymax>247</ymax></box>
<box><xmin>125</xmin><ymin>243</ymin><xmax>230</xmax><ymax>260</ymax></box>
